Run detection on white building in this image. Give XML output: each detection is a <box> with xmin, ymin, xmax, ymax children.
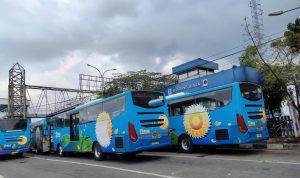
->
<box><xmin>281</xmin><ymin>85</ymin><xmax>300</xmax><ymax>137</ymax></box>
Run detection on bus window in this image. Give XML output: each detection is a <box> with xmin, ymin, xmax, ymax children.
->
<box><xmin>79</xmin><ymin>108</ymin><xmax>88</xmax><ymax>123</ymax></box>
<box><xmin>64</xmin><ymin>118</ymin><xmax>70</xmax><ymax>127</ymax></box>
<box><xmin>0</xmin><ymin>119</ymin><xmax>27</xmax><ymax>132</ymax></box>
<box><xmin>169</xmin><ymin>96</ymin><xmax>195</xmax><ymax>116</ymax></box>
<box><xmin>86</xmin><ymin>103</ymin><xmax>103</xmax><ymax>122</ymax></box>
<box><xmin>195</xmin><ymin>87</ymin><xmax>232</xmax><ymax>111</ymax></box>
<box><xmin>103</xmin><ymin>96</ymin><xmax>126</xmax><ymax>119</ymax></box>
<box><xmin>240</xmin><ymin>83</ymin><xmax>262</xmax><ymax>101</ymax></box>
<box><xmin>55</xmin><ymin>118</ymin><xmax>64</xmax><ymax>128</ymax></box>
<box><xmin>132</xmin><ymin>91</ymin><xmax>164</xmax><ymax>108</ymax></box>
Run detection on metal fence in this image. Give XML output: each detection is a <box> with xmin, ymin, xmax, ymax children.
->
<box><xmin>267</xmin><ymin>116</ymin><xmax>295</xmax><ymax>138</ymax></box>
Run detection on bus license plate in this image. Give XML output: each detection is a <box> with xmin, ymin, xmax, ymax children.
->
<box><xmin>256</xmin><ymin>133</ymin><xmax>262</xmax><ymax>138</ymax></box>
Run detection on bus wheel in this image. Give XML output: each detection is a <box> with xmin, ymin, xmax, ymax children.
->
<box><xmin>57</xmin><ymin>144</ymin><xmax>65</xmax><ymax>157</ymax></box>
<box><xmin>93</xmin><ymin>143</ymin><xmax>106</xmax><ymax>161</ymax></box>
<box><xmin>179</xmin><ymin>135</ymin><xmax>194</xmax><ymax>153</ymax></box>
<box><xmin>16</xmin><ymin>153</ymin><xmax>23</xmax><ymax>158</ymax></box>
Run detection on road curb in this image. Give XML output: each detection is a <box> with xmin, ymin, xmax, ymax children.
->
<box><xmin>238</xmin><ymin>143</ymin><xmax>300</xmax><ymax>150</ymax></box>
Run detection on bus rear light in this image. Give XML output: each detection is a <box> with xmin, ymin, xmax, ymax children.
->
<box><xmin>128</xmin><ymin>122</ymin><xmax>138</xmax><ymax>142</ymax></box>
<box><xmin>237</xmin><ymin>114</ymin><xmax>248</xmax><ymax>133</ymax></box>
<box><xmin>0</xmin><ymin>146</ymin><xmax>2</xmax><ymax>151</ymax></box>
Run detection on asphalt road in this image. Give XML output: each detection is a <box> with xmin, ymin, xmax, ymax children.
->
<box><xmin>0</xmin><ymin>149</ymin><xmax>300</xmax><ymax>178</ymax></box>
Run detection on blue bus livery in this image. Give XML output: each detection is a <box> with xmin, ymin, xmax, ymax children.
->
<box><xmin>165</xmin><ymin>67</ymin><xmax>269</xmax><ymax>152</ymax></box>
<box><xmin>0</xmin><ymin>119</ymin><xmax>31</xmax><ymax>156</ymax></box>
<box><xmin>32</xmin><ymin>90</ymin><xmax>170</xmax><ymax>160</ymax></box>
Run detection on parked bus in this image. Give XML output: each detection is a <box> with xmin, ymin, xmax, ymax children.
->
<box><xmin>30</xmin><ymin>119</ymin><xmax>50</xmax><ymax>153</ymax></box>
<box><xmin>0</xmin><ymin>118</ymin><xmax>31</xmax><ymax>156</ymax></box>
<box><xmin>167</xmin><ymin>82</ymin><xmax>269</xmax><ymax>152</ymax></box>
<box><xmin>33</xmin><ymin>90</ymin><xmax>170</xmax><ymax>160</ymax></box>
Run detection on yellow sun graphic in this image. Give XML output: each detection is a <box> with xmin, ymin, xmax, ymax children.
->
<box><xmin>96</xmin><ymin>112</ymin><xmax>112</xmax><ymax>147</ymax></box>
<box><xmin>184</xmin><ymin>104</ymin><xmax>211</xmax><ymax>138</ymax></box>
<box><xmin>159</xmin><ymin>114</ymin><xmax>169</xmax><ymax>129</ymax></box>
<box><xmin>260</xmin><ymin>109</ymin><xmax>267</xmax><ymax>123</ymax></box>
<box><xmin>18</xmin><ymin>136</ymin><xmax>27</xmax><ymax>145</ymax></box>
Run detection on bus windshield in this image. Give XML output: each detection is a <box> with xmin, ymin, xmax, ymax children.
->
<box><xmin>132</xmin><ymin>91</ymin><xmax>164</xmax><ymax>108</ymax></box>
<box><xmin>240</xmin><ymin>83</ymin><xmax>262</xmax><ymax>101</ymax></box>
<box><xmin>0</xmin><ymin>119</ymin><xmax>27</xmax><ymax>132</ymax></box>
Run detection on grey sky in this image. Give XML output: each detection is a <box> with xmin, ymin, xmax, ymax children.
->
<box><xmin>0</xmin><ymin>0</ymin><xmax>299</xmax><ymax>98</ymax></box>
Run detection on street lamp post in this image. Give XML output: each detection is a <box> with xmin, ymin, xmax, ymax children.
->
<box><xmin>268</xmin><ymin>6</ymin><xmax>300</xmax><ymax>16</ymax></box>
<box><xmin>87</xmin><ymin>64</ymin><xmax>116</xmax><ymax>97</ymax></box>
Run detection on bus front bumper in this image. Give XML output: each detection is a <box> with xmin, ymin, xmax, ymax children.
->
<box><xmin>128</xmin><ymin>135</ymin><xmax>171</xmax><ymax>153</ymax></box>
<box><xmin>0</xmin><ymin>148</ymin><xmax>31</xmax><ymax>155</ymax></box>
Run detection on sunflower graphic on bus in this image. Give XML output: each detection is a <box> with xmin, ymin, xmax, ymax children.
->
<box><xmin>183</xmin><ymin>104</ymin><xmax>211</xmax><ymax>138</ymax></box>
<box><xmin>159</xmin><ymin>114</ymin><xmax>169</xmax><ymax>130</ymax></box>
<box><xmin>95</xmin><ymin>112</ymin><xmax>112</xmax><ymax>148</ymax></box>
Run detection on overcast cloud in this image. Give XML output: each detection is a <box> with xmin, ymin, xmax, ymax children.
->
<box><xmin>0</xmin><ymin>0</ymin><xmax>299</xmax><ymax>98</ymax></box>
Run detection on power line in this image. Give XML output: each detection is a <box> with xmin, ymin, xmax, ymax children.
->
<box><xmin>203</xmin><ymin>29</ymin><xmax>286</xmax><ymax>60</ymax></box>
<box><xmin>199</xmin><ymin>35</ymin><xmax>285</xmax><ymax>68</ymax></box>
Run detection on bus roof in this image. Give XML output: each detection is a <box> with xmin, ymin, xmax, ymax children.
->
<box><xmin>166</xmin><ymin>82</ymin><xmax>237</xmax><ymax>102</ymax></box>
<box><xmin>161</xmin><ymin>66</ymin><xmax>262</xmax><ymax>96</ymax></box>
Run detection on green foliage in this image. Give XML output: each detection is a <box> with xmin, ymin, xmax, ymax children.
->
<box><xmin>97</xmin><ymin>70</ymin><xmax>177</xmax><ymax>98</ymax></box>
<box><xmin>284</xmin><ymin>18</ymin><xmax>300</xmax><ymax>54</ymax></box>
<box><xmin>240</xmin><ymin>45</ymin><xmax>259</xmax><ymax>68</ymax></box>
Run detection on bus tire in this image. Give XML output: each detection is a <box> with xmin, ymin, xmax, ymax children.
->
<box><xmin>124</xmin><ymin>152</ymin><xmax>138</xmax><ymax>159</ymax></box>
<box><xmin>93</xmin><ymin>142</ymin><xmax>106</xmax><ymax>161</ymax></box>
<box><xmin>16</xmin><ymin>153</ymin><xmax>23</xmax><ymax>158</ymax></box>
<box><xmin>179</xmin><ymin>135</ymin><xmax>194</xmax><ymax>153</ymax></box>
<box><xmin>57</xmin><ymin>144</ymin><xmax>65</xmax><ymax>157</ymax></box>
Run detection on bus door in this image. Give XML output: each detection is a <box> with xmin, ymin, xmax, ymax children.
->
<box><xmin>70</xmin><ymin>113</ymin><xmax>79</xmax><ymax>141</ymax></box>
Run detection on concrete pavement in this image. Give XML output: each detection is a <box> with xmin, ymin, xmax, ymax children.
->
<box><xmin>0</xmin><ymin>149</ymin><xmax>299</xmax><ymax>178</ymax></box>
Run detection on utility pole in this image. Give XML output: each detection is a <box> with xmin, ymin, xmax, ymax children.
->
<box><xmin>249</xmin><ymin>0</ymin><xmax>265</xmax><ymax>50</ymax></box>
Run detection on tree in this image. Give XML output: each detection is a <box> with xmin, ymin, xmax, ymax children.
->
<box><xmin>241</xmin><ymin>18</ymin><xmax>300</xmax><ymax>117</ymax></box>
<box><xmin>97</xmin><ymin>70</ymin><xmax>177</xmax><ymax>98</ymax></box>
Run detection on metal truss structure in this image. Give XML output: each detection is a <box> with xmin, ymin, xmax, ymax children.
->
<box><xmin>79</xmin><ymin>74</ymin><xmax>112</xmax><ymax>92</ymax></box>
<box><xmin>26</xmin><ymin>85</ymin><xmax>96</xmax><ymax>118</ymax></box>
<box><xmin>7</xmin><ymin>63</ymin><xmax>98</xmax><ymax>119</ymax></box>
<box><xmin>8</xmin><ymin>63</ymin><xmax>26</xmax><ymax>119</ymax></box>
<box><xmin>249</xmin><ymin>0</ymin><xmax>265</xmax><ymax>49</ymax></box>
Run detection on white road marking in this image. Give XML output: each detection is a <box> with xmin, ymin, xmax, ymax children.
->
<box><xmin>142</xmin><ymin>153</ymin><xmax>300</xmax><ymax>165</ymax></box>
<box><xmin>0</xmin><ymin>175</ymin><xmax>5</xmax><ymax>178</ymax></box>
<box><xmin>31</xmin><ymin>156</ymin><xmax>181</xmax><ymax>178</ymax></box>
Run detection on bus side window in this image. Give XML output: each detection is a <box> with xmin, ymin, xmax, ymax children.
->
<box><xmin>170</xmin><ymin>104</ymin><xmax>182</xmax><ymax>116</ymax></box>
<box><xmin>56</xmin><ymin>118</ymin><xmax>64</xmax><ymax>128</ymax></box>
<box><xmin>195</xmin><ymin>87</ymin><xmax>232</xmax><ymax>111</ymax></box>
<box><xmin>64</xmin><ymin>118</ymin><xmax>70</xmax><ymax>127</ymax></box>
<box><xmin>103</xmin><ymin>96</ymin><xmax>126</xmax><ymax>119</ymax></box>
<box><xmin>169</xmin><ymin>96</ymin><xmax>195</xmax><ymax>115</ymax></box>
<box><xmin>79</xmin><ymin>108</ymin><xmax>88</xmax><ymax>123</ymax></box>
<box><xmin>87</xmin><ymin>103</ymin><xmax>103</xmax><ymax>122</ymax></box>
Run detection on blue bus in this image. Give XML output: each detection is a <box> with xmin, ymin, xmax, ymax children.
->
<box><xmin>30</xmin><ymin>119</ymin><xmax>49</xmax><ymax>153</ymax></box>
<box><xmin>167</xmin><ymin>82</ymin><xmax>269</xmax><ymax>152</ymax></box>
<box><xmin>162</xmin><ymin>66</ymin><xmax>270</xmax><ymax>152</ymax></box>
<box><xmin>34</xmin><ymin>90</ymin><xmax>170</xmax><ymax>160</ymax></box>
<box><xmin>0</xmin><ymin>118</ymin><xmax>31</xmax><ymax>156</ymax></box>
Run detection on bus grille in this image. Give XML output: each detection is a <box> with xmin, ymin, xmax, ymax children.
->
<box><xmin>115</xmin><ymin>137</ymin><xmax>124</xmax><ymax>148</ymax></box>
<box><xmin>247</xmin><ymin>111</ymin><xmax>263</xmax><ymax>119</ymax></box>
<box><xmin>140</xmin><ymin>119</ymin><xmax>164</xmax><ymax>127</ymax></box>
<box><xmin>215</xmin><ymin>129</ymin><xmax>229</xmax><ymax>140</ymax></box>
